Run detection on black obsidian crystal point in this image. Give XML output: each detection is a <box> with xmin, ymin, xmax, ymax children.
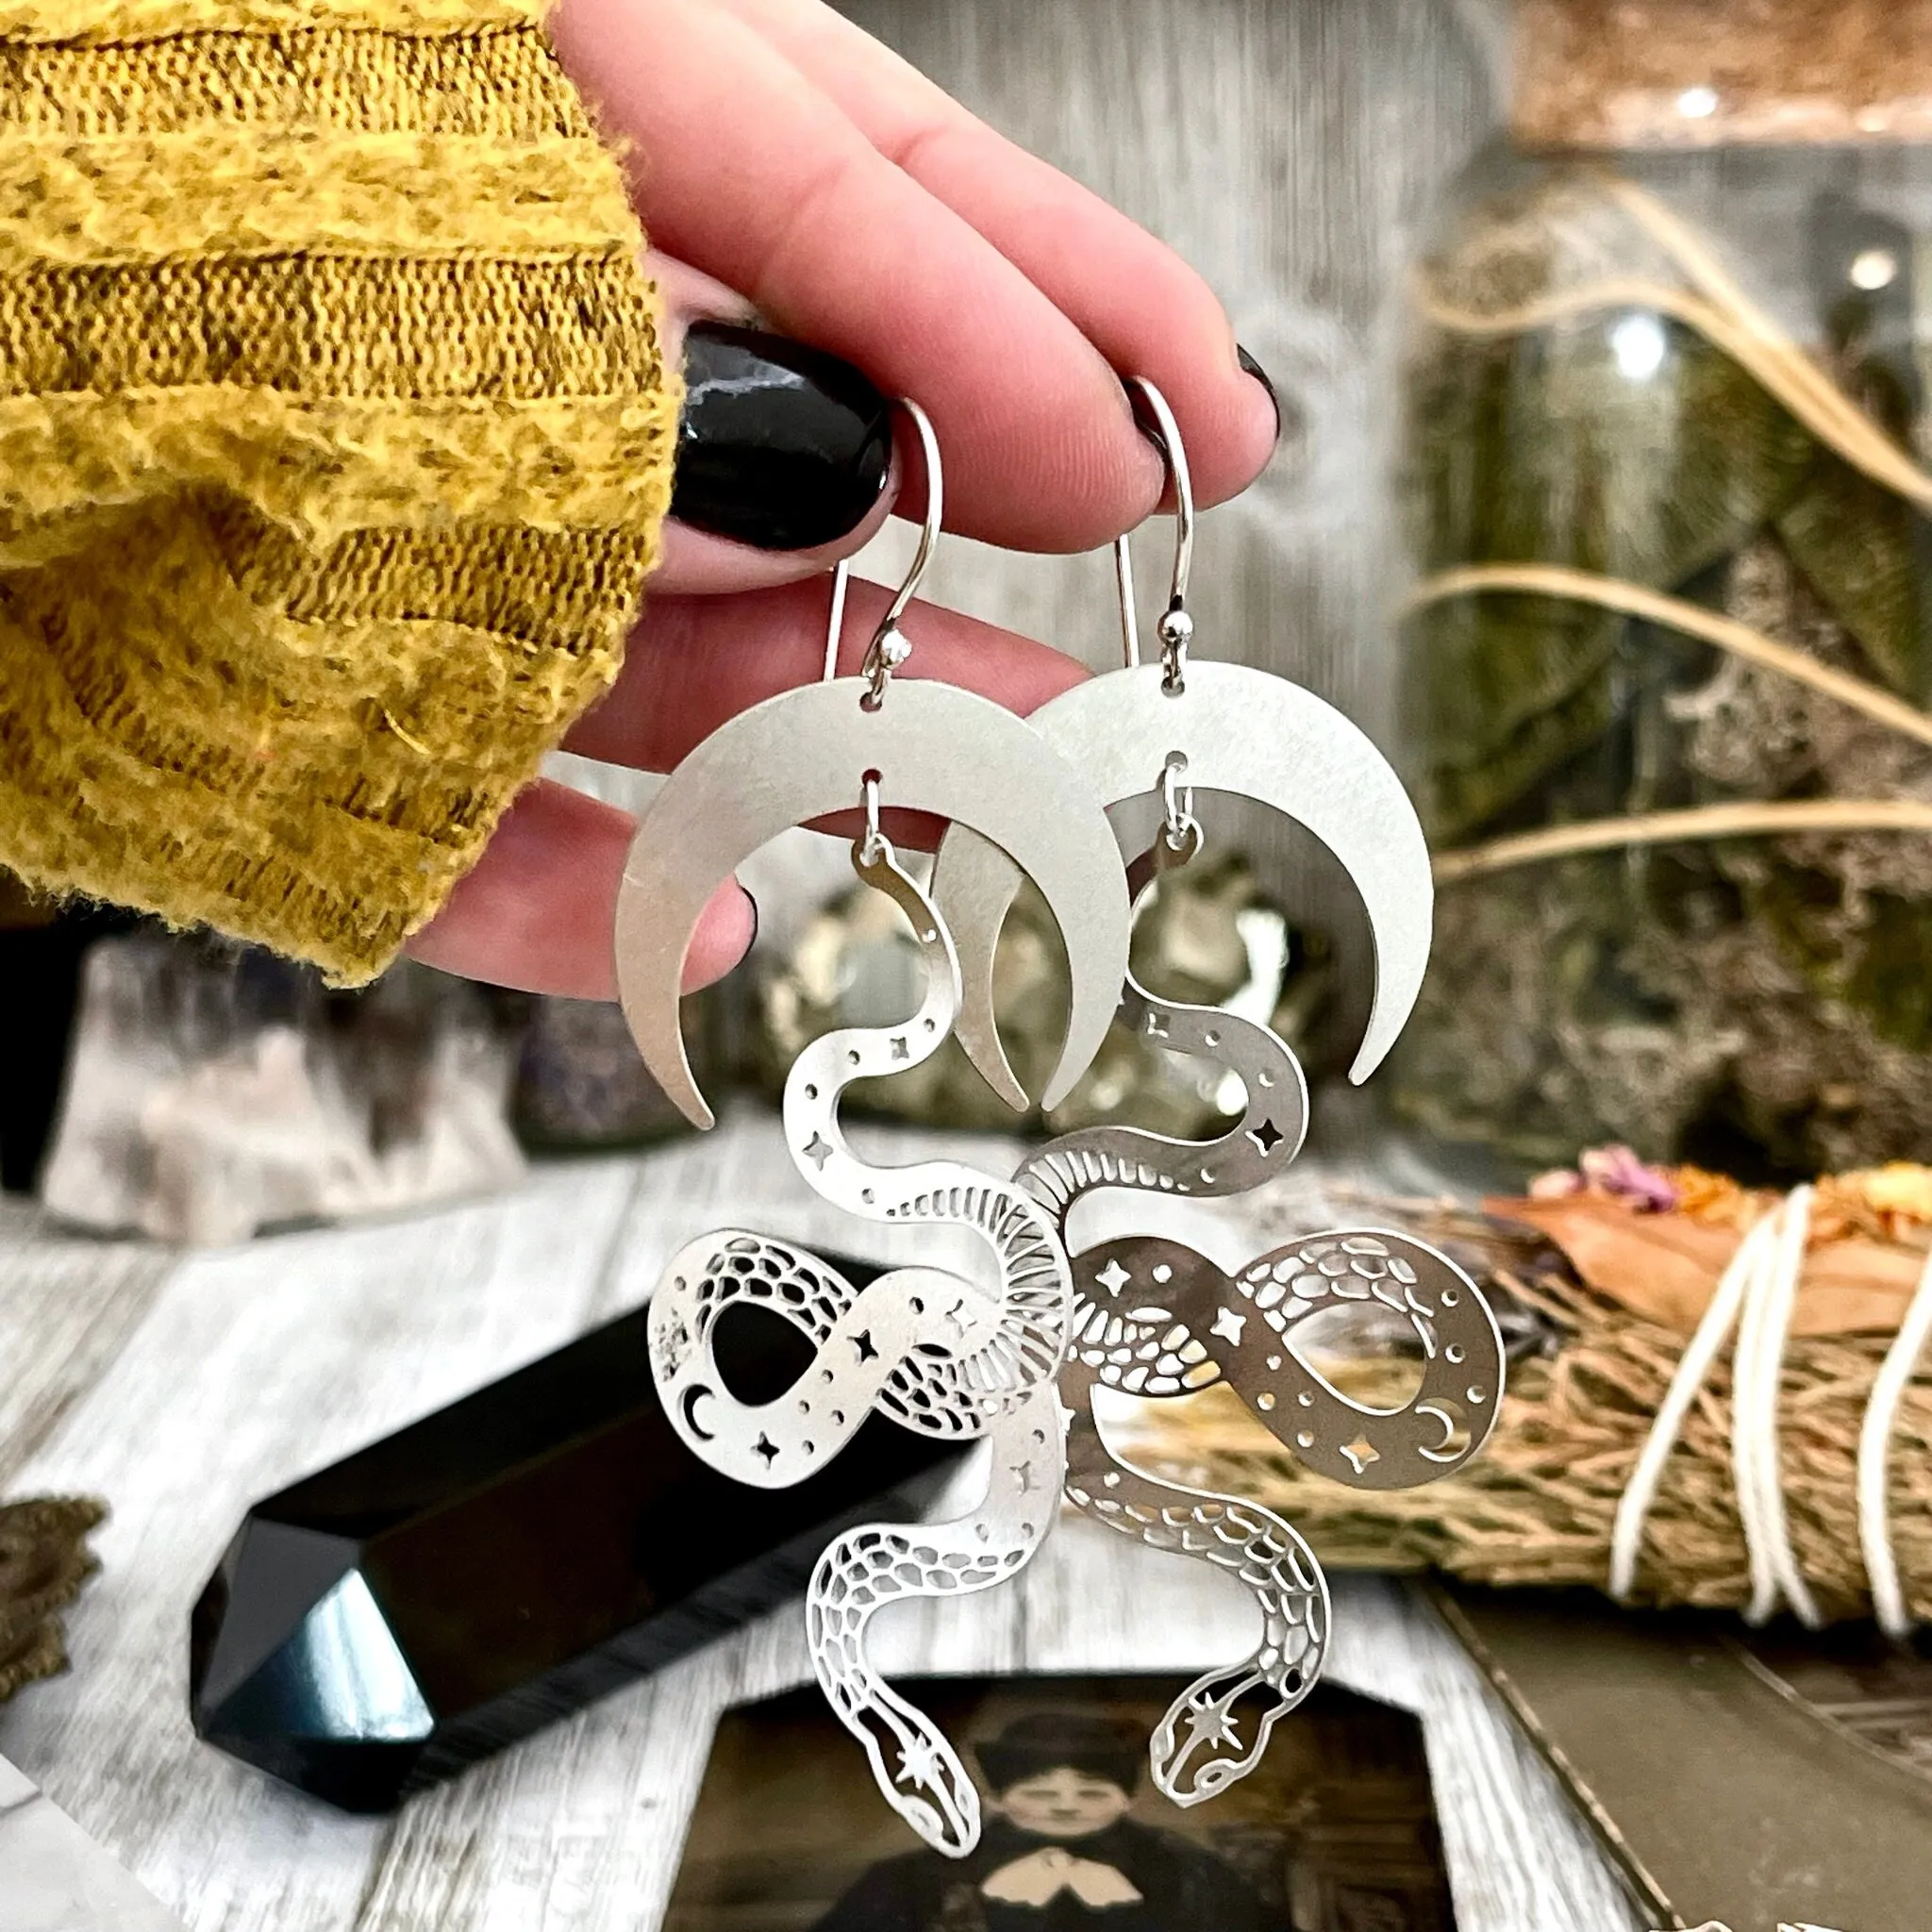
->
<box><xmin>190</xmin><ymin>1261</ymin><xmax>958</xmax><ymax>1812</ymax></box>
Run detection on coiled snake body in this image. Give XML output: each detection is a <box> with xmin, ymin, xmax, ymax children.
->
<box><xmin>649</xmin><ymin>836</ymin><xmax>1504</xmax><ymax>1842</ymax></box>
<box><xmin>1015</xmin><ymin>848</ymin><xmax>1506</xmax><ymax>1807</ymax></box>
<box><xmin>647</xmin><ymin>837</ymin><xmax>1071</xmax><ymax>1857</ymax></box>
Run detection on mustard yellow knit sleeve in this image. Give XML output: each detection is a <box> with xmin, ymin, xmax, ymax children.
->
<box><xmin>0</xmin><ymin>0</ymin><xmax>675</xmax><ymax>980</ymax></box>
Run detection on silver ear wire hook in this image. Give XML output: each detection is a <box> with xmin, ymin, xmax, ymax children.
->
<box><xmin>1112</xmin><ymin>377</ymin><xmax>1195</xmax><ymax>692</ymax></box>
<box><xmin>852</xmin><ymin>397</ymin><xmax>944</xmax><ymax>710</ymax></box>
<box><xmin>823</xmin><ymin>557</ymin><xmax>851</xmax><ymax>686</ymax></box>
<box><xmin>821</xmin><ymin>400</ymin><xmax>945</xmax><ymax>702</ymax></box>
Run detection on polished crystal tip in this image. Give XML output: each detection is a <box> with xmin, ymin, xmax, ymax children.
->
<box><xmin>189</xmin><ymin>1281</ymin><xmax>960</xmax><ymax>1812</ymax></box>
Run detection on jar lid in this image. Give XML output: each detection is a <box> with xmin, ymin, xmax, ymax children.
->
<box><xmin>1513</xmin><ymin>0</ymin><xmax>1932</xmax><ymax>149</ymax></box>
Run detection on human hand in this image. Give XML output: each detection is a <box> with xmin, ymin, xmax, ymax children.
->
<box><xmin>982</xmin><ymin>1848</ymin><xmax>1144</xmax><ymax>1908</ymax></box>
<box><xmin>407</xmin><ymin>0</ymin><xmax>1279</xmax><ymax>999</ymax></box>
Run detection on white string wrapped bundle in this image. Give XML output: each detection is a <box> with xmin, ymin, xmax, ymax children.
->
<box><xmin>1126</xmin><ymin>1186</ymin><xmax>1932</xmax><ymax>1632</ymax></box>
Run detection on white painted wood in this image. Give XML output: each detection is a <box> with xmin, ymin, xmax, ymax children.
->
<box><xmin>0</xmin><ymin>1116</ymin><xmax>1641</xmax><ymax>1931</ymax></box>
<box><xmin>0</xmin><ymin>1201</ymin><xmax>177</xmax><ymax>1491</ymax></box>
<box><xmin>0</xmin><ymin>1160</ymin><xmax>644</xmax><ymax>1932</ymax></box>
<box><xmin>0</xmin><ymin>1750</ymin><xmax>189</xmax><ymax>1932</ymax></box>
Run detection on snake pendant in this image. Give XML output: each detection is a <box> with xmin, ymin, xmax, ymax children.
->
<box><xmin>808</xmin><ymin>1383</ymin><xmax>1064</xmax><ymax>1856</ymax></box>
<box><xmin>646</xmin><ymin>832</ymin><xmax>1071</xmax><ymax>1856</ymax></box>
<box><xmin>1016</xmin><ymin>840</ymin><xmax>1506</xmax><ymax>1807</ymax></box>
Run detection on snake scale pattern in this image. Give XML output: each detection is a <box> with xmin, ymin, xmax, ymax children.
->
<box><xmin>647</xmin><ymin>836</ymin><xmax>1071</xmax><ymax>1856</ymax></box>
<box><xmin>1012</xmin><ymin>843</ymin><xmax>1505</xmax><ymax>1807</ymax></box>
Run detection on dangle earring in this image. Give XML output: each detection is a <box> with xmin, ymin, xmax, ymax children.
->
<box><xmin>932</xmin><ymin>379</ymin><xmax>1508</xmax><ymax>1808</ymax></box>
<box><xmin>612</xmin><ymin>403</ymin><xmax>1126</xmax><ymax>1859</ymax></box>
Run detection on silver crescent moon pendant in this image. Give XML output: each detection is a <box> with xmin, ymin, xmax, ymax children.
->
<box><xmin>928</xmin><ymin>661</ymin><xmax>1434</xmax><ymax>1105</ymax></box>
<box><xmin>612</xmin><ymin>677</ymin><xmax>1133</xmax><ymax>1127</ymax></box>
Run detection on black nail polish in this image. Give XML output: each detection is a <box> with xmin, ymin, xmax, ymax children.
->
<box><xmin>1238</xmin><ymin>344</ymin><xmax>1282</xmax><ymax>443</ymax></box>
<box><xmin>674</xmin><ymin>323</ymin><xmax>892</xmax><ymax>551</ymax></box>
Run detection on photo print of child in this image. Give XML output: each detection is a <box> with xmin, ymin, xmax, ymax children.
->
<box><xmin>809</xmin><ymin>1710</ymin><xmax>1291</xmax><ymax>1930</ymax></box>
<box><xmin>662</xmin><ymin>1674</ymin><xmax>1456</xmax><ymax>1932</ymax></box>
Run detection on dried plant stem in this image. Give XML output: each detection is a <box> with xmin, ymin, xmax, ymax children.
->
<box><xmin>1433</xmin><ymin>801</ymin><xmax>1932</xmax><ymax>885</ymax></box>
<box><xmin>1598</xmin><ymin>170</ymin><xmax>1918</xmax><ymax>483</ymax></box>
<box><xmin>1412</xmin><ymin>164</ymin><xmax>1932</xmax><ymax>514</ymax></box>
<box><xmin>1406</xmin><ymin>563</ymin><xmax>1932</xmax><ymax>753</ymax></box>
<box><xmin>1410</xmin><ymin>563</ymin><xmax>1932</xmax><ymax>881</ymax></box>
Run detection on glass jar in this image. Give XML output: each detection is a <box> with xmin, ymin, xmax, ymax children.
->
<box><xmin>1390</xmin><ymin>135</ymin><xmax>1932</xmax><ymax>1183</ymax></box>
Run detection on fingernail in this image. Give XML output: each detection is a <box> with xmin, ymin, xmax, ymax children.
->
<box><xmin>674</xmin><ymin>323</ymin><xmax>892</xmax><ymax>551</ymax></box>
<box><xmin>1238</xmin><ymin>344</ymin><xmax>1281</xmax><ymax>443</ymax></box>
<box><xmin>745</xmin><ymin>891</ymin><xmax>760</xmax><ymax>957</ymax></box>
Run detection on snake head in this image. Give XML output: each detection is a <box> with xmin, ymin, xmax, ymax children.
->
<box><xmin>842</xmin><ymin>1686</ymin><xmax>985</xmax><ymax>1857</ymax></box>
<box><xmin>1150</xmin><ymin>1672</ymin><xmax>1296</xmax><ymax>1807</ymax></box>
<box><xmin>881</xmin><ymin>1729</ymin><xmax>982</xmax><ymax>1858</ymax></box>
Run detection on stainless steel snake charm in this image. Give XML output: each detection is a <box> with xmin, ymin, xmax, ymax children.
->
<box><xmin>1012</xmin><ymin>839</ymin><xmax>1506</xmax><ymax>1807</ymax></box>
<box><xmin>921</xmin><ymin>376</ymin><xmax>1502</xmax><ymax>1808</ymax></box>
<box><xmin>647</xmin><ymin>832</ymin><xmax>1071</xmax><ymax>1855</ymax></box>
<box><xmin>808</xmin><ymin>1383</ymin><xmax>1063</xmax><ymax>1857</ymax></box>
<box><xmin>624</xmin><ymin>408</ymin><xmax>1139</xmax><ymax>1858</ymax></box>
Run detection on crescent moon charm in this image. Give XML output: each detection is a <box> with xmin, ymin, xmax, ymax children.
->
<box><xmin>929</xmin><ymin>659</ymin><xmax>1435</xmax><ymax>1105</ymax></box>
<box><xmin>614</xmin><ymin>677</ymin><xmax>1132</xmax><ymax>1127</ymax></box>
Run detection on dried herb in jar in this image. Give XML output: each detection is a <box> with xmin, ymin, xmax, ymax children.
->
<box><xmin>1395</xmin><ymin>158</ymin><xmax>1932</xmax><ymax>1180</ymax></box>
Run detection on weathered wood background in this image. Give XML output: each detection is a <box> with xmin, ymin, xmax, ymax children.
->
<box><xmin>830</xmin><ymin>0</ymin><xmax>1501</xmax><ymax>954</ymax></box>
<box><xmin>568</xmin><ymin>0</ymin><xmax>1507</xmax><ymax>999</ymax></box>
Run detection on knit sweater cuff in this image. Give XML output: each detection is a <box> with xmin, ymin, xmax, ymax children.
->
<box><xmin>0</xmin><ymin>0</ymin><xmax>675</xmax><ymax>981</ymax></box>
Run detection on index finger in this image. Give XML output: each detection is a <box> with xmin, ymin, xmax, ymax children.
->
<box><xmin>719</xmin><ymin>0</ymin><xmax>1279</xmax><ymax>513</ymax></box>
<box><xmin>551</xmin><ymin>0</ymin><xmax>1165</xmax><ymax>553</ymax></box>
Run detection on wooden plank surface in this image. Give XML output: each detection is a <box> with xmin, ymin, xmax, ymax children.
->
<box><xmin>0</xmin><ymin>1115</ymin><xmax>1643</xmax><ymax>1932</ymax></box>
<box><xmin>0</xmin><ymin>1202</ymin><xmax>177</xmax><ymax>1493</ymax></box>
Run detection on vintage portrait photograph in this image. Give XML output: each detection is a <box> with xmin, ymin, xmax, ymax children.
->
<box><xmin>661</xmin><ymin>1673</ymin><xmax>1456</xmax><ymax>1932</ymax></box>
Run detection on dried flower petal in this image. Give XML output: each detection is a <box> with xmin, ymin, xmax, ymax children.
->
<box><xmin>1578</xmin><ymin>1144</ymin><xmax>1680</xmax><ymax>1212</ymax></box>
<box><xmin>1670</xmin><ymin>1166</ymin><xmax>1752</xmax><ymax>1224</ymax></box>
<box><xmin>1849</xmin><ymin>1162</ymin><xmax>1932</xmax><ymax>1226</ymax></box>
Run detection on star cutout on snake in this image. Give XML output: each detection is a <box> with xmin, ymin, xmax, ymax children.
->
<box><xmin>890</xmin><ymin>1035</ymin><xmax>909</xmax><ymax>1060</ymax></box>
<box><xmin>1210</xmin><ymin>1306</ymin><xmax>1246</xmax><ymax>1345</ymax></box>
<box><xmin>1247</xmin><ymin>1117</ymin><xmax>1285</xmax><ymax>1156</ymax></box>
<box><xmin>1341</xmin><ymin>1436</ymin><xmax>1379</xmax><ymax>1474</ymax></box>
<box><xmin>895</xmin><ymin>1736</ymin><xmax>946</xmax><ymax>1790</ymax></box>
<box><xmin>803</xmin><ymin>1132</ymin><xmax>833</xmax><ymax>1170</ymax></box>
<box><xmin>1094</xmin><ymin>1258</ymin><xmax>1131</xmax><ymax>1297</ymax></box>
<box><xmin>1181</xmin><ymin>1702</ymin><xmax>1241</xmax><ymax>1752</ymax></box>
<box><xmin>853</xmin><ymin>1329</ymin><xmax>879</xmax><ymax>1363</ymax></box>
